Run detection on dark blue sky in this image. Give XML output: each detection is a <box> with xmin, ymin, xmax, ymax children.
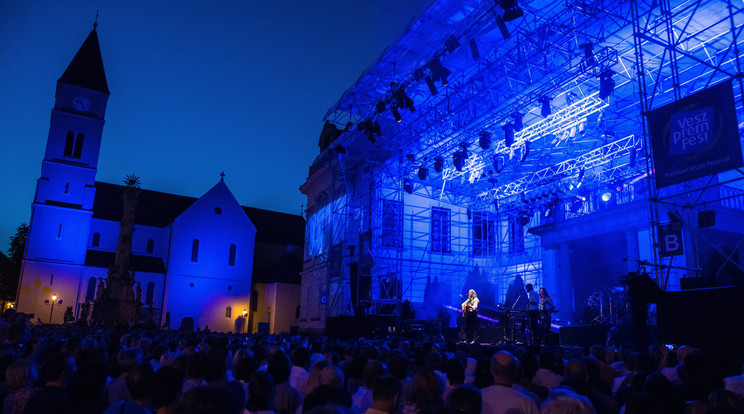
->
<box><xmin>0</xmin><ymin>1</ymin><xmax>432</xmax><ymax>253</ymax></box>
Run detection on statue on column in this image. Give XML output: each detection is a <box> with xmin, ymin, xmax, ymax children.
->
<box><xmin>135</xmin><ymin>282</ymin><xmax>142</xmax><ymax>304</ymax></box>
<box><xmin>96</xmin><ymin>278</ymin><xmax>105</xmax><ymax>301</ymax></box>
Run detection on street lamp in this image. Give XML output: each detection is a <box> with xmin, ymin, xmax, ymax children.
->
<box><xmin>49</xmin><ymin>295</ymin><xmax>57</xmax><ymax>324</ymax></box>
<box><xmin>243</xmin><ymin>309</ymin><xmax>247</xmax><ymax>333</ymax></box>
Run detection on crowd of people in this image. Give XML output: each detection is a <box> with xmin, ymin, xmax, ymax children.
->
<box><xmin>0</xmin><ymin>308</ymin><xmax>741</xmax><ymax>414</ymax></box>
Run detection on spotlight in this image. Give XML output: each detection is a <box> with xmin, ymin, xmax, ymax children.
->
<box><xmin>425</xmin><ymin>75</ymin><xmax>438</xmax><ymax>95</ymax></box>
<box><xmin>599</xmin><ymin>69</ymin><xmax>615</xmax><ymax>99</ymax></box>
<box><xmin>453</xmin><ymin>151</ymin><xmax>465</xmax><ymax>171</ymax></box>
<box><xmin>512</xmin><ymin>112</ymin><xmax>523</xmax><ymax>132</ymax></box>
<box><xmin>434</xmin><ymin>157</ymin><xmax>444</xmax><ymax>172</ymax></box>
<box><xmin>601</xmin><ymin>189</ymin><xmax>612</xmax><ymax>202</ymax></box>
<box><xmin>576</xmin><ymin>167</ymin><xmax>585</xmax><ymax>187</ymax></box>
<box><xmin>615</xmin><ymin>181</ymin><xmax>623</xmax><ymax>192</ymax></box>
<box><xmin>520</xmin><ymin>141</ymin><xmax>530</xmax><ymax>162</ymax></box>
<box><xmin>518</xmin><ymin>210</ymin><xmax>531</xmax><ymax>226</ymax></box>
<box><xmin>404</xmin><ymin>179</ymin><xmax>413</xmax><ymax>194</ymax></box>
<box><xmin>539</xmin><ymin>96</ymin><xmax>552</xmax><ymax>117</ymax></box>
<box><xmin>479</xmin><ymin>131</ymin><xmax>491</xmax><ymax>149</ymax></box>
<box><xmin>578</xmin><ymin>42</ymin><xmax>594</xmax><ymax>60</ymax></box>
<box><xmin>375</xmin><ymin>100</ymin><xmax>387</xmax><ymax>114</ymax></box>
<box><xmin>393</xmin><ymin>88</ymin><xmax>415</xmax><ymax>113</ymax></box>
<box><xmin>413</xmin><ymin>68</ymin><xmax>425</xmax><ymax>81</ymax></box>
<box><xmin>406</xmin><ymin>154</ymin><xmax>416</xmax><ymax>162</ymax></box>
<box><xmin>391</xmin><ymin>106</ymin><xmax>402</xmax><ymax>123</ymax></box>
<box><xmin>357</xmin><ymin>119</ymin><xmax>382</xmax><ymax>143</ymax></box>
<box><xmin>499</xmin><ymin>0</ymin><xmax>525</xmax><ymax>21</ymax></box>
<box><xmin>495</xmin><ymin>15</ymin><xmax>511</xmax><ymax>39</ymax></box>
<box><xmin>493</xmin><ymin>156</ymin><xmax>504</xmax><ymax>173</ymax></box>
<box><xmin>445</xmin><ymin>35</ymin><xmax>460</xmax><ymax>53</ymax></box>
<box><xmin>469</xmin><ymin>38</ymin><xmax>480</xmax><ymax>61</ymax></box>
<box><xmin>503</xmin><ymin>123</ymin><xmax>515</xmax><ymax>147</ymax></box>
<box><xmin>418</xmin><ymin>166</ymin><xmax>428</xmax><ymax>180</ymax></box>
<box><xmin>427</xmin><ymin>57</ymin><xmax>451</xmax><ymax>87</ymax></box>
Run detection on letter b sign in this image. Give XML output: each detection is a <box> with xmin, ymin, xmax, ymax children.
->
<box><xmin>658</xmin><ymin>224</ymin><xmax>684</xmax><ymax>257</ymax></box>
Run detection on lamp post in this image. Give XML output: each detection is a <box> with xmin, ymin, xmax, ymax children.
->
<box><xmin>49</xmin><ymin>295</ymin><xmax>57</xmax><ymax>324</ymax></box>
<box><xmin>243</xmin><ymin>309</ymin><xmax>247</xmax><ymax>333</ymax></box>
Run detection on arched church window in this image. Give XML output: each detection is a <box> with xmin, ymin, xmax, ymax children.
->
<box><xmin>191</xmin><ymin>239</ymin><xmax>199</xmax><ymax>262</ymax></box>
<box><xmin>146</xmin><ymin>239</ymin><xmax>154</xmax><ymax>253</ymax></box>
<box><xmin>146</xmin><ymin>282</ymin><xmax>154</xmax><ymax>305</ymax></box>
<box><xmin>225</xmin><ymin>306</ymin><xmax>232</xmax><ymax>318</ymax></box>
<box><xmin>92</xmin><ymin>232</ymin><xmax>100</xmax><ymax>247</ymax></box>
<box><xmin>229</xmin><ymin>243</ymin><xmax>237</xmax><ymax>266</ymax></box>
<box><xmin>86</xmin><ymin>277</ymin><xmax>96</xmax><ymax>300</ymax></box>
<box><xmin>63</xmin><ymin>131</ymin><xmax>84</xmax><ymax>159</ymax></box>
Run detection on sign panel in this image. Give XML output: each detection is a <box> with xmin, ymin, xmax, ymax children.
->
<box><xmin>647</xmin><ymin>79</ymin><xmax>742</xmax><ymax>188</ymax></box>
<box><xmin>658</xmin><ymin>223</ymin><xmax>683</xmax><ymax>257</ymax></box>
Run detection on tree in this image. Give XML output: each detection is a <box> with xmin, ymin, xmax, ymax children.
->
<box><xmin>2</xmin><ymin>223</ymin><xmax>28</xmax><ymax>303</ymax></box>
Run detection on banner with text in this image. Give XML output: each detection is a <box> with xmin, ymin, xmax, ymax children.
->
<box><xmin>647</xmin><ymin>79</ymin><xmax>742</xmax><ymax>189</ymax></box>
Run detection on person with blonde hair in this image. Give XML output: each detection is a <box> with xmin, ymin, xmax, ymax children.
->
<box><xmin>461</xmin><ymin>289</ymin><xmax>479</xmax><ymax>343</ymax></box>
<box><xmin>2</xmin><ymin>359</ymin><xmax>38</xmax><ymax>414</ymax></box>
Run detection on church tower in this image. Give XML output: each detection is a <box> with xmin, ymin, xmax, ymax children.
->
<box><xmin>17</xmin><ymin>29</ymin><xmax>109</xmax><ymax>320</ymax></box>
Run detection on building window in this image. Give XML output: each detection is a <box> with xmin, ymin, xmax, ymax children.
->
<box><xmin>251</xmin><ymin>291</ymin><xmax>258</xmax><ymax>312</ymax></box>
<box><xmin>225</xmin><ymin>306</ymin><xmax>232</xmax><ymax>318</ymax></box>
<box><xmin>146</xmin><ymin>239</ymin><xmax>154</xmax><ymax>253</ymax></box>
<box><xmin>85</xmin><ymin>277</ymin><xmax>96</xmax><ymax>301</ymax></box>
<box><xmin>472</xmin><ymin>211</ymin><xmax>495</xmax><ymax>256</ymax></box>
<box><xmin>509</xmin><ymin>216</ymin><xmax>525</xmax><ymax>254</ymax></box>
<box><xmin>430</xmin><ymin>207</ymin><xmax>451</xmax><ymax>253</ymax></box>
<box><xmin>63</xmin><ymin>131</ymin><xmax>84</xmax><ymax>159</ymax></box>
<box><xmin>191</xmin><ymin>239</ymin><xmax>199</xmax><ymax>262</ymax></box>
<box><xmin>381</xmin><ymin>199</ymin><xmax>403</xmax><ymax>248</ymax></box>
<box><xmin>229</xmin><ymin>243</ymin><xmax>237</xmax><ymax>266</ymax></box>
<box><xmin>92</xmin><ymin>232</ymin><xmax>100</xmax><ymax>247</ymax></box>
<box><xmin>146</xmin><ymin>282</ymin><xmax>154</xmax><ymax>305</ymax></box>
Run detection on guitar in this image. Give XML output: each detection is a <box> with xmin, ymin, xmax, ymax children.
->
<box><xmin>539</xmin><ymin>294</ymin><xmax>555</xmax><ymax>311</ymax></box>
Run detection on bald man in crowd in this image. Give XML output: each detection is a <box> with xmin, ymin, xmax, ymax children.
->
<box><xmin>481</xmin><ymin>351</ymin><xmax>539</xmax><ymax>414</ymax></box>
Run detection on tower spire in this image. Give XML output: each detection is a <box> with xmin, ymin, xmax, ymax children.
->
<box><xmin>93</xmin><ymin>11</ymin><xmax>99</xmax><ymax>31</ymax></box>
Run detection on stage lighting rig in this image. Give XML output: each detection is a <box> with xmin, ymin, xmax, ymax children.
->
<box><xmin>434</xmin><ymin>157</ymin><xmax>444</xmax><ymax>172</ymax></box>
<box><xmin>444</xmin><ymin>35</ymin><xmax>460</xmax><ymax>53</ymax></box>
<box><xmin>512</xmin><ymin>112</ymin><xmax>524</xmax><ymax>132</ymax></box>
<box><xmin>392</xmin><ymin>87</ymin><xmax>415</xmax><ymax>113</ymax></box>
<box><xmin>579</xmin><ymin>42</ymin><xmax>594</xmax><ymax>61</ymax></box>
<box><xmin>418</xmin><ymin>167</ymin><xmax>428</xmax><ymax>180</ymax></box>
<box><xmin>539</xmin><ymin>96</ymin><xmax>552</xmax><ymax>117</ymax></box>
<box><xmin>404</xmin><ymin>179</ymin><xmax>413</xmax><ymax>194</ymax></box>
<box><xmin>469</xmin><ymin>38</ymin><xmax>480</xmax><ymax>61</ymax></box>
<box><xmin>427</xmin><ymin>57</ymin><xmax>452</xmax><ymax>87</ymax></box>
<box><xmin>503</xmin><ymin>123</ymin><xmax>515</xmax><ymax>147</ymax></box>
<box><xmin>357</xmin><ymin>118</ymin><xmax>382</xmax><ymax>143</ymax></box>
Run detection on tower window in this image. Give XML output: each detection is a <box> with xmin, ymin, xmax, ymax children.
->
<box><xmin>63</xmin><ymin>132</ymin><xmax>84</xmax><ymax>159</ymax></box>
<box><xmin>225</xmin><ymin>306</ymin><xmax>232</xmax><ymax>318</ymax></box>
<box><xmin>191</xmin><ymin>239</ymin><xmax>199</xmax><ymax>262</ymax></box>
<box><xmin>229</xmin><ymin>243</ymin><xmax>237</xmax><ymax>266</ymax></box>
<box><xmin>146</xmin><ymin>239</ymin><xmax>154</xmax><ymax>253</ymax></box>
<box><xmin>92</xmin><ymin>232</ymin><xmax>100</xmax><ymax>247</ymax></box>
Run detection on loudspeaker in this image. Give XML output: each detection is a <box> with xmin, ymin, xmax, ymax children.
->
<box><xmin>698</xmin><ymin>210</ymin><xmax>716</xmax><ymax>228</ymax></box>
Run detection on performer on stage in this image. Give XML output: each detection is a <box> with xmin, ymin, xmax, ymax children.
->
<box><xmin>525</xmin><ymin>284</ymin><xmax>540</xmax><ymax>344</ymax></box>
<box><xmin>538</xmin><ymin>287</ymin><xmax>555</xmax><ymax>345</ymax></box>
<box><xmin>461</xmin><ymin>289</ymin><xmax>479</xmax><ymax>343</ymax></box>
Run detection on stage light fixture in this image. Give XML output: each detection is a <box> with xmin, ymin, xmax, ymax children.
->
<box><xmin>499</xmin><ymin>0</ymin><xmax>525</xmax><ymax>21</ymax></box>
<box><xmin>434</xmin><ymin>157</ymin><xmax>444</xmax><ymax>172</ymax></box>
<box><xmin>599</xmin><ymin>69</ymin><xmax>615</xmax><ymax>99</ymax></box>
<box><xmin>413</xmin><ymin>68</ymin><xmax>425</xmax><ymax>81</ymax></box>
<box><xmin>512</xmin><ymin>112</ymin><xmax>523</xmax><ymax>132</ymax></box>
<box><xmin>425</xmin><ymin>75</ymin><xmax>438</xmax><ymax>95</ymax></box>
<box><xmin>578</xmin><ymin>121</ymin><xmax>586</xmax><ymax>135</ymax></box>
<box><xmin>539</xmin><ymin>96</ymin><xmax>552</xmax><ymax>117</ymax></box>
<box><xmin>427</xmin><ymin>57</ymin><xmax>452</xmax><ymax>87</ymax></box>
<box><xmin>520</xmin><ymin>141</ymin><xmax>530</xmax><ymax>162</ymax></box>
<box><xmin>391</xmin><ymin>106</ymin><xmax>402</xmax><ymax>123</ymax></box>
<box><xmin>445</xmin><ymin>35</ymin><xmax>460</xmax><ymax>53</ymax></box>
<box><xmin>453</xmin><ymin>151</ymin><xmax>465</xmax><ymax>171</ymax></box>
<box><xmin>357</xmin><ymin>118</ymin><xmax>382</xmax><ymax>143</ymax></box>
<box><xmin>334</xmin><ymin>144</ymin><xmax>347</xmax><ymax>155</ymax></box>
<box><xmin>601</xmin><ymin>189</ymin><xmax>612</xmax><ymax>202</ymax></box>
<box><xmin>615</xmin><ymin>181</ymin><xmax>623</xmax><ymax>192</ymax></box>
<box><xmin>469</xmin><ymin>38</ymin><xmax>480</xmax><ymax>61</ymax></box>
<box><xmin>579</xmin><ymin>42</ymin><xmax>594</xmax><ymax>60</ymax></box>
<box><xmin>393</xmin><ymin>88</ymin><xmax>415</xmax><ymax>113</ymax></box>
<box><xmin>518</xmin><ymin>210</ymin><xmax>531</xmax><ymax>226</ymax></box>
<box><xmin>493</xmin><ymin>156</ymin><xmax>504</xmax><ymax>173</ymax></box>
<box><xmin>577</xmin><ymin>167</ymin><xmax>585</xmax><ymax>187</ymax></box>
<box><xmin>375</xmin><ymin>100</ymin><xmax>387</xmax><ymax>114</ymax></box>
<box><xmin>503</xmin><ymin>123</ymin><xmax>515</xmax><ymax>147</ymax></box>
<box><xmin>405</xmin><ymin>154</ymin><xmax>416</xmax><ymax>162</ymax></box>
<box><xmin>495</xmin><ymin>15</ymin><xmax>511</xmax><ymax>39</ymax></box>
<box><xmin>418</xmin><ymin>166</ymin><xmax>428</xmax><ymax>180</ymax></box>
<box><xmin>404</xmin><ymin>179</ymin><xmax>413</xmax><ymax>194</ymax></box>
<box><xmin>479</xmin><ymin>131</ymin><xmax>492</xmax><ymax>149</ymax></box>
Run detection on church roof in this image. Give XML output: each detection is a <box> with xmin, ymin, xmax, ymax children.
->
<box><xmin>92</xmin><ymin>181</ymin><xmax>305</xmax><ymax>246</ymax></box>
<box><xmin>58</xmin><ymin>30</ymin><xmax>109</xmax><ymax>94</ymax></box>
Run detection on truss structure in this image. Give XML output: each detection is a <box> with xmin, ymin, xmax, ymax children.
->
<box><xmin>300</xmin><ymin>0</ymin><xmax>744</xmax><ymax>328</ymax></box>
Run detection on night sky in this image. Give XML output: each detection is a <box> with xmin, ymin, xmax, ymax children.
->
<box><xmin>0</xmin><ymin>1</ymin><xmax>432</xmax><ymax>253</ymax></box>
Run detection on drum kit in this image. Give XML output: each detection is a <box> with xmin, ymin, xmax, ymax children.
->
<box><xmin>583</xmin><ymin>286</ymin><xmax>629</xmax><ymax>325</ymax></box>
